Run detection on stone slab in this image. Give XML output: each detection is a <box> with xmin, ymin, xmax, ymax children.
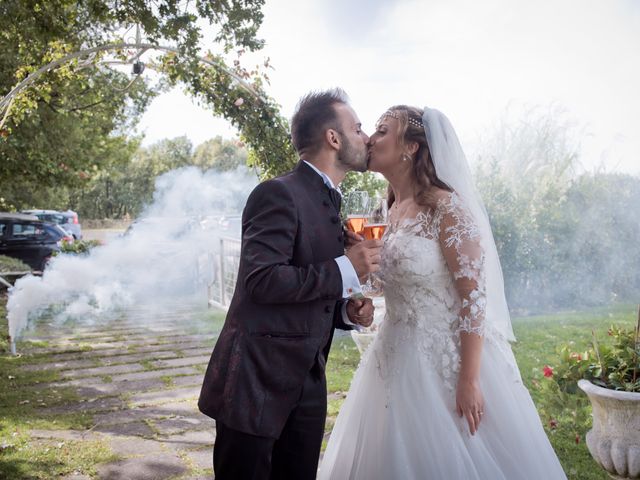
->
<box><xmin>39</xmin><ymin>396</ymin><xmax>125</xmax><ymax>415</ymax></box>
<box><xmin>96</xmin><ymin>453</ymin><xmax>187</xmax><ymax>480</ymax></box>
<box><xmin>61</xmin><ymin>363</ymin><xmax>146</xmax><ymax>379</ymax></box>
<box><xmin>160</xmin><ymin>430</ymin><xmax>215</xmax><ymax>451</ymax></box>
<box><xmin>151</xmin><ymin>416</ymin><xmax>207</xmax><ymax>436</ymax></box>
<box><xmin>93</xmin><ymin>401</ymin><xmax>201</xmax><ymax>427</ymax></box>
<box><xmin>94</xmin><ymin>421</ymin><xmax>156</xmax><ymax>437</ymax></box>
<box><xmin>99</xmin><ymin>350</ymin><xmax>181</xmax><ymax>365</ymax></box>
<box><xmin>71</xmin><ymin>377</ymin><xmax>168</xmax><ymax>397</ymax></box>
<box><xmin>22</xmin><ymin>358</ymin><xmax>99</xmax><ymax>372</ymax></box>
<box><xmin>184</xmin><ymin>448</ymin><xmax>212</xmax><ymax>470</ymax></box>
<box><xmin>106</xmin><ymin>436</ymin><xmax>165</xmax><ymax>456</ymax></box>
<box><xmin>129</xmin><ymin>386</ymin><xmax>200</xmax><ymax>407</ymax></box>
<box><xmin>29</xmin><ymin>429</ymin><xmax>101</xmax><ymax>442</ymax></box>
<box><xmin>96</xmin><ymin>366</ymin><xmax>199</xmax><ymax>383</ymax></box>
<box><xmin>44</xmin><ymin>340</ymin><xmax>212</xmax><ymax>362</ymax></box>
<box><xmin>171</xmin><ymin>374</ymin><xmax>203</xmax><ymax>388</ymax></box>
<box><xmin>150</xmin><ymin>355</ymin><xmax>210</xmax><ymax>369</ymax></box>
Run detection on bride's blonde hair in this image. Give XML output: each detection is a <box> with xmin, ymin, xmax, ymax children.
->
<box><xmin>382</xmin><ymin>105</ymin><xmax>451</xmax><ymax>209</ymax></box>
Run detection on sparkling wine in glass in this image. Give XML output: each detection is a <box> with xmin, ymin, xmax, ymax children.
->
<box><xmin>343</xmin><ymin>191</ymin><xmax>370</xmax><ymax>236</ymax></box>
<box><xmin>363</xmin><ymin>223</ymin><xmax>387</xmax><ymax>240</ymax></box>
<box><xmin>363</xmin><ymin>197</ymin><xmax>388</xmax><ymax>240</ymax></box>
<box><xmin>362</xmin><ymin>197</ymin><xmax>388</xmax><ymax>296</ymax></box>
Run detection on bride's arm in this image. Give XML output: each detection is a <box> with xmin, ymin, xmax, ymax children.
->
<box><xmin>437</xmin><ymin>192</ymin><xmax>487</xmax><ymax>435</ymax></box>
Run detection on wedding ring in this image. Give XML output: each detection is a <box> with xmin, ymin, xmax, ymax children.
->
<box><xmin>478</xmin><ymin>411</ymin><xmax>484</xmax><ymax>416</ymax></box>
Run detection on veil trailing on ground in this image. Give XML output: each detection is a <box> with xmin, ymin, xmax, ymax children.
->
<box><xmin>422</xmin><ymin>108</ymin><xmax>515</xmax><ymax>342</ymax></box>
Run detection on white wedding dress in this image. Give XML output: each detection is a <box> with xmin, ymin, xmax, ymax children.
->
<box><xmin>319</xmin><ymin>192</ymin><xmax>566</xmax><ymax>480</ymax></box>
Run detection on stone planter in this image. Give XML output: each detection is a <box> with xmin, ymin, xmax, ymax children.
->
<box><xmin>578</xmin><ymin>379</ymin><xmax>640</xmax><ymax>479</ymax></box>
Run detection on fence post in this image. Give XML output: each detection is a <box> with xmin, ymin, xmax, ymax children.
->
<box><xmin>219</xmin><ymin>238</ymin><xmax>226</xmax><ymax>307</ymax></box>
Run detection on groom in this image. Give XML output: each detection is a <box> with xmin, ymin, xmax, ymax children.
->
<box><xmin>198</xmin><ymin>88</ymin><xmax>382</xmax><ymax>480</ymax></box>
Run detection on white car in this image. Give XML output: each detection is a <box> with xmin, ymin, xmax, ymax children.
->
<box><xmin>21</xmin><ymin>209</ymin><xmax>82</xmax><ymax>239</ymax></box>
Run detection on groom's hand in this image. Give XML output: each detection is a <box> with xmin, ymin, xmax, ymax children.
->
<box><xmin>345</xmin><ymin>239</ymin><xmax>382</xmax><ymax>279</ymax></box>
<box><xmin>346</xmin><ymin>297</ymin><xmax>375</xmax><ymax>327</ymax></box>
<box><xmin>344</xmin><ymin>229</ymin><xmax>364</xmax><ymax>248</ymax></box>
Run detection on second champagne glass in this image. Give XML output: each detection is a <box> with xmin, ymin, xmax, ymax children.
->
<box><xmin>361</xmin><ymin>197</ymin><xmax>388</xmax><ymax>296</ymax></box>
<box><xmin>363</xmin><ymin>197</ymin><xmax>388</xmax><ymax>240</ymax></box>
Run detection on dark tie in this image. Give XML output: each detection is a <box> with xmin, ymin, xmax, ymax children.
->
<box><xmin>328</xmin><ymin>188</ymin><xmax>342</xmax><ymax>214</ymax></box>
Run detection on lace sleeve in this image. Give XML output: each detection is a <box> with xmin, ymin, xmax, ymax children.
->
<box><xmin>436</xmin><ymin>193</ymin><xmax>487</xmax><ymax>337</ymax></box>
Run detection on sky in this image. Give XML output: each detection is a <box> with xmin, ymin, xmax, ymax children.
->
<box><xmin>136</xmin><ymin>0</ymin><xmax>640</xmax><ymax>175</ymax></box>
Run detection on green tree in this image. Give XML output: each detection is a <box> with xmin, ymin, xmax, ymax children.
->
<box><xmin>340</xmin><ymin>171</ymin><xmax>388</xmax><ymax>200</ymax></box>
<box><xmin>192</xmin><ymin>136</ymin><xmax>248</xmax><ymax>171</ymax></box>
<box><xmin>475</xmin><ymin>106</ymin><xmax>640</xmax><ymax>312</ymax></box>
<box><xmin>75</xmin><ymin>135</ymin><xmax>251</xmax><ymax>219</ymax></box>
<box><xmin>0</xmin><ymin>0</ymin><xmax>285</xmax><ymax>200</ymax></box>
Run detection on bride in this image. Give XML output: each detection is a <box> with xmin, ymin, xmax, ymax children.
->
<box><xmin>318</xmin><ymin>106</ymin><xmax>567</xmax><ymax>479</ymax></box>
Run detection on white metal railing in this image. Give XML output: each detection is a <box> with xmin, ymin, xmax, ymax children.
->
<box><xmin>207</xmin><ymin>237</ymin><xmax>241</xmax><ymax>310</ymax></box>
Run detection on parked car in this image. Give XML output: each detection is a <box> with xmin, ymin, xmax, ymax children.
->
<box><xmin>0</xmin><ymin>213</ymin><xmax>72</xmax><ymax>270</ymax></box>
<box><xmin>21</xmin><ymin>209</ymin><xmax>82</xmax><ymax>239</ymax></box>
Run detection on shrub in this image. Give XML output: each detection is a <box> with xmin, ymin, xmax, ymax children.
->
<box><xmin>0</xmin><ymin>255</ymin><xmax>30</xmax><ymax>273</ymax></box>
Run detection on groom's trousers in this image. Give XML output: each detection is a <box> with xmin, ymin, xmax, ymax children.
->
<box><xmin>213</xmin><ymin>367</ymin><xmax>327</xmax><ymax>480</ymax></box>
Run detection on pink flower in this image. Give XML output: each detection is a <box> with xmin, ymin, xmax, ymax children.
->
<box><xmin>234</xmin><ymin>97</ymin><xmax>244</xmax><ymax>107</ymax></box>
<box><xmin>543</xmin><ymin>365</ymin><xmax>554</xmax><ymax>378</ymax></box>
<box><xmin>549</xmin><ymin>419</ymin><xmax>558</xmax><ymax>429</ymax></box>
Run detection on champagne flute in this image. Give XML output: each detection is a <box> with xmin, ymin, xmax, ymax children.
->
<box><xmin>362</xmin><ymin>197</ymin><xmax>388</xmax><ymax>296</ymax></box>
<box><xmin>362</xmin><ymin>197</ymin><xmax>388</xmax><ymax>241</ymax></box>
<box><xmin>343</xmin><ymin>191</ymin><xmax>370</xmax><ymax>236</ymax></box>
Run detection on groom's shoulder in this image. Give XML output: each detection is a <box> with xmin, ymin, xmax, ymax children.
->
<box><xmin>247</xmin><ymin>169</ymin><xmax>297</xmax><ymax>203</ymax></box>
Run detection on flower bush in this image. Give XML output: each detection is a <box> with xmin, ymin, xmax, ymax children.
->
<box><xmin>54</xmin><ymin>239</ymin><xmax>102</xmax><ymax>256</ymax></box>
<box><xmin>537</xmin><ymin>317</ymin><xmax>640</xmax><ymax>441</ymax></box>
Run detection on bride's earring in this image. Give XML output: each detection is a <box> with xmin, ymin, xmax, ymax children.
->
<box><xmin>402</xmin><ymin>154</ymin><xmax>411</xmax><ymax>162</ymax></box>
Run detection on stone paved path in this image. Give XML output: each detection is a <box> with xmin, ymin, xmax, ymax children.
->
<box><xmin>19</xmin><ymin>301</ymin><xmax>221</xmax><ymax>479</ymax></box>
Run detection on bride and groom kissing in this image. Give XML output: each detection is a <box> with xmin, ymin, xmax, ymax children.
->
<box><xmin>198</xmin><ymin>88</ymin><xmax>567</xmax><ymax>479</ymax></box>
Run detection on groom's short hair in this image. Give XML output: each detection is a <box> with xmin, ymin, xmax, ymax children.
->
<box><xmin>291</xmin><ymin>88</ymin><xmax>350</xmax><ymax>156</ymax></box>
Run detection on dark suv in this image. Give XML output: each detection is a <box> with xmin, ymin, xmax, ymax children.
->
<box><xmin>0</xmin><ymin>213</ymin><xmax>70</xmax><ymax>270</ymax></box>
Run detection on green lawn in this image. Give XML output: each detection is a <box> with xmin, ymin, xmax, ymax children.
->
<box><xmin>1</xmin><ymin>293</ymin><xmax>636</xmax><ymax>479</ymax></box>
<box><xmin>325</xmin><ymin>303</ymin><xmax>638</xmax><ymax>480</ymax></box>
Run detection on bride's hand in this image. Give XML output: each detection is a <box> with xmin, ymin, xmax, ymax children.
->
<box><xmin>456</xmin><ymin>378</ymin><xmax>485</xmax><ymax>435</ymax></box>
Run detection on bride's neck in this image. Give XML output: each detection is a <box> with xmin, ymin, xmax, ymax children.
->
<box><xmin>389</xmin><ymin>176</ymin><xmax>416</xmax><ymax>206</ymax></box>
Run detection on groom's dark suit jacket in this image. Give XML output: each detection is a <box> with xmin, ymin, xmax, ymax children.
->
<box><xmin>198</xmin><ymin>161</ymin><xmax>352</xmax><ymax>438</ymax></box>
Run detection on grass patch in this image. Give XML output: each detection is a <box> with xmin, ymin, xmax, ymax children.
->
<box><xmin>0</xmin><ymin>434</ymin><xmax>116</xmax><ymax>479</ymax></box>
<box><xmin>160</xmin><ymin>375</ymin><xmax>175</xmax><ymax>387</ymax></box>
<box><xmin>0</xmin><ymin>296</ymin><xmax>117</xmax><ymax>478</ymax></box>
<box><xmin>326</xmin><ymin>335</ymin><xmax>361</xmax><ymax>395</ymax></box>
<box><xmin>140</xmin><ymin>359</ymin><xmax>156</xmax><ymax>371</ymax></box>
<box><xmin>324</xmin><ymin>304</ymin><xmax>639</xmax><ymax>480</ymax></box>
<box><xmin>0</xmin><ymin>352</ymin><xmax>115</xmax><ymax>478</ymax></box>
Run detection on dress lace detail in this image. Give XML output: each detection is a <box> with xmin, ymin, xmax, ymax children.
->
<box><xmin>373</xmin><ymin>192</ymin><xmax>503</xmax><ymax>395</ymax></box>
<box><xmin>437</xmin><ymin>193</ymin><xmax>487</xmax><ymax>337</ymax></box>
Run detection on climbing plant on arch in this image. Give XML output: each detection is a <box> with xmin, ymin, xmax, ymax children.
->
<box><xmin>0</xmin><ymin>41</ymin><xmax>297</xmax><ymax>180</ymax></box>
<box><xmin>0</xmin><ymin>0</ymin><xmax>297</xmax><ymax>189</ymax></box>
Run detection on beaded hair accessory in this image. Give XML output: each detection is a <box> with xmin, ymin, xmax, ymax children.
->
<box><xmin>378</xmin><ymin>110</ymin><xmax>424</xmax><ymax>129</ymax></box>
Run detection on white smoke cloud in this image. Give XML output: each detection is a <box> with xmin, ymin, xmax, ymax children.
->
<box><xmin>7</xmin><ymin>166</ymin><xmax>258</xmax><ymax>342</ymax></box>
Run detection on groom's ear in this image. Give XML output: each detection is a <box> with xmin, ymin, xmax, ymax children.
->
<box><xmin>326</xmin><ymin>128</ymin><xmax>341</xmax><ymax>151</ymax></box>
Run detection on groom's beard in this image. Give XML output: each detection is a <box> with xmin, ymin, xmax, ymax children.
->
<box><xmin>337</xmin><ymin>137</ymin><xmax>368</xmax><ymax>173</ymax></box>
